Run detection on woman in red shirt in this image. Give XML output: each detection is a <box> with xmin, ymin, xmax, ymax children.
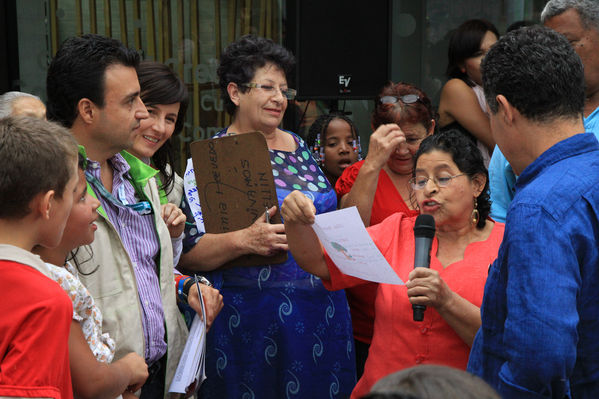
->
<box><xmin>336</xmin><ymin>82</ymin><xmax>435</xmax><ymax>376</ymax></box>
<box><xmin>282</xmin><ymin>130</ymin><xmax>504</xmax><ymax>398</ymax></box>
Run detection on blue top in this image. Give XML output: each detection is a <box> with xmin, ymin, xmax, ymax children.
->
<box><xmin>468</xmin><ymin>133</ymin><xmax>599</xmax><ymax>398</ymax></box>
<box><xmin>488</xmin><ymin>107</ymin><xmax>599</xmax><ymax>222</ymax></box>
<box><xmin>182</xmin><ymin>129</ymin><xmax>356</xmax><ymax>398</ymax></box>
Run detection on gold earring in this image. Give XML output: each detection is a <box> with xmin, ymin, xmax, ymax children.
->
<box><xmin>471</xmin><ymin>197</ymin><xmax>480</xmax><ymax>226</ymax></box>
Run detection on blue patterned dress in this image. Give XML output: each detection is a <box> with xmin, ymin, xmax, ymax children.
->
<box><xmin>182</xmin><ymin>129</ymin><xmax>356</xmax><ymax>399</ymax></box>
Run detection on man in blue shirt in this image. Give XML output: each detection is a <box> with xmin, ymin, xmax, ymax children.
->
<box><xmin>467</xmin><ymin>26</ymin><xmax>599</xmax><ymax>398</ymax></box>
<box><xmin>489</xmin><ymin>0</ymin><xmax>599</xmax><ymax>222</ymax></box>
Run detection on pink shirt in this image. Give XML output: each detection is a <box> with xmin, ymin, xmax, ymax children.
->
<box><xmin>323</xmin><ymin>213</ymin><xmax>504</xmax><ymax>398</ymax></box>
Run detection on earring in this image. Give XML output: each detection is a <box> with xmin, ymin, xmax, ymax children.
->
<box><xmin>354</xmin><ymin>136</ymin><xmax>363</xmax><ymax>161</ymax></box>
<box><xmin>312</xmin><ymin>133</ymin><xmax>324</xmax><ymax>166</ymax></box>
<box><xmin>471</xmin><ymin>197</ymin><xmax>480</xmax><ymax>226</ymax></box>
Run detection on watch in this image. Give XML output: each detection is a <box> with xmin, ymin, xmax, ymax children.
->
<box><xmin>180</xmin><ymin>275</ymin><xmax>213</xmax><ymax>304</ymax></box>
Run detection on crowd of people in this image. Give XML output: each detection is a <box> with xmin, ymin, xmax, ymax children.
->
<box><xmin>1</xmin><ymin>0</ymin><xmax>599</xmax><ymax>398</ymax></box>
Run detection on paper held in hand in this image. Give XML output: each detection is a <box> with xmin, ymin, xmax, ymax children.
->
<box><xmin>312</xmin><ymin>207</ymin><xmax>404</xmax><ymax>285</ymax></box>
<box><xmin>168</xmin><ymin>277</ymin><xmax>208</xmax><ymax>394</ymax></box>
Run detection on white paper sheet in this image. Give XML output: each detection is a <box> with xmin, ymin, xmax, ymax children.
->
<box><xmin>312</xmin><ymin>207</ymin><xmax>404</xmax><ymax>285</ymax></box>
<box><xmin>168</xmin><ymin>277</ymin><xmax>208</xmax><ymax>394</ymax></box>
<box><xmin>183</xmin><ymin>158</ymin><xmax>206</xmax><ymax>234</ymax></box>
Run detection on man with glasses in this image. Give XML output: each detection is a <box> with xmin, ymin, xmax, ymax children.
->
<box><xmin>468</xmin><ymin>26</ymin><xmax>599</xmax><ymax>398</ymax></box>
<box><xmin>488</xmin><ymin>0</ymin><xmax>599</xmax><ymax>223</ymax></box>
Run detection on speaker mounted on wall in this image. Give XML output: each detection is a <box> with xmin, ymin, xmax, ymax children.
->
<box><xmin>286</xmin><ymin>0</ymin><xmax>391</xmax><ymax>101</ymax></box>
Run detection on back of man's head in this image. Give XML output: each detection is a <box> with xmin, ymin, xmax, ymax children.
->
<box><xmin>46</xmin><ymin>34</ymin><xmax>140</xmax><ymax>128</ymax></box>
<box><xmin>482</xmin><ymin>25</ymin><xmax>585</xmax><ymax>124</ymax></box>
<box><xmin>363</xmin><ymin>365</ymin><xmax>500</xmax><ymax>399</ymax></box>
<box><xmin>0</xmin><ymin>91</ymin><xmax>45</xmax><ymax>119</ymax></box>
<box><xmin>542</xmin><ymin>0</ymin><xmax>599</xmax><ymax>30</ymax></box>
<box><xmin>0</xmin><ymin>116</ymin><xmax>78</xmax><ymax>220</ymax></box>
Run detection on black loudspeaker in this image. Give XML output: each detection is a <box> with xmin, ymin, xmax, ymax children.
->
<box><xmin>286</xmin><ymin>0</ymin><xmax>391</xmax><ymax>101</ymax></box>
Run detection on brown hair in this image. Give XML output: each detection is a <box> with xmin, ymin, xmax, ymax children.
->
<box><xmin>0</xmin><ymin>116</ymin><xmax>78</xmax><ymax>219</ymax></box>
<box><xmin>372</xmin><ymin>82</ymin><xmax>436</xmax><ymax>132</ymax></box>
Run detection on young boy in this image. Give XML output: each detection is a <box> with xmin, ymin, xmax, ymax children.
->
<box><xmin>0</xmin><ymin>116</ymin><xmax>79</xmax><ymax>399</ymax></box>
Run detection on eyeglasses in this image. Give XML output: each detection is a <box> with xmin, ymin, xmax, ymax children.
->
<box><xmin>409</xmin><ymin>173</ymin><xmax>466</xmax><ymax>190</ymax></box>
<box><xmin>241</xmin><ymin>83</ymin><xmax>297</xmax><ymax>100</ymax></box>
<box><xmin>379</xmin><ymin>94</ymin><xmax>421</xmax><ymax>105</ymax></box>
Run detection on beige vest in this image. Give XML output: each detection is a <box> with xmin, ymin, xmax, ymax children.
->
<box><xmin>76</xmin><ymin>172</ymin><xmax>188</xmax><ymax>395</ymax></box>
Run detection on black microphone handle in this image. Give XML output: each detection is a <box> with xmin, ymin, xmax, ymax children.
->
<box><xmin>412</xmin><ymin>236</ymin><xmax>433</xmax><ymax>322</ymax></box>
<box><xmin>412</xmin><ymin>304</ymin><xmax>426</xmax><ymax>322</ymax></box>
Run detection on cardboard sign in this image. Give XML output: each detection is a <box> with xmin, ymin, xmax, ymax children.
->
<box><xmin>190</xmin><ymin>132</ymin><xmax>287</xmax><ymax>267</ymax></box>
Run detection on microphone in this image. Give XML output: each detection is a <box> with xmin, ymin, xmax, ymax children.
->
<box><xmin>412</xmin><ymin>214</ymin><xmax>436</xmax><ymax>322</ymax></box>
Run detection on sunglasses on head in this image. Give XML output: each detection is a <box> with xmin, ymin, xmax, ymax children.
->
<box><xmin>379</xmin><ymin>94</ymin><xmax>421</xmax><ymax>105</ymax></box>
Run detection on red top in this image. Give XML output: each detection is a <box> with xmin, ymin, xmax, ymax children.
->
<box><xmin>0</xmin><ymin>261</ymin><xmax>74</xmax><ymax>399</ymax></box>
<box><xmin>323</xmin><ymin>213</ymin><xmax>504</xmax><ymax>399</ymax></box>
<box><xmin>335</xmin><ymin>160</ymin><xmax>419</xmax><ymax>343</ymax></box>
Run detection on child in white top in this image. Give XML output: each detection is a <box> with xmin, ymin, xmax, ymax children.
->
<box><xmin>35</xmin><ymin>159</ymin><xmax>148</xmax><ymax>399</ymax></box>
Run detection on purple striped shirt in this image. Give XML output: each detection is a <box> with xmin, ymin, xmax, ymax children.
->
<box><xmin>87</xmin><ymin>154</ymin><xmax>167</xmax><ymax>363</ymax></box>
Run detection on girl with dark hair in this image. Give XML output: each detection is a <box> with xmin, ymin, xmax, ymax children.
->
<box><xmin>282</xmin><ymin>129</ymin><xmax>504</xmax><ymax>399</ymax></box>
<box><xmin>306</xmin><ymin>113</ymin><xmax>361</xmax><ymax>186</ymax></box>
<box><xmin>438</xmin><ymin>19</ymin><xmax>499</xmax><ymax>165</ymax></box>
<box><xmin>129</xmin><ymin>61</ymin><xmax>189</xmax><ymax>265</ymax></box>
<box><xmin>335</xmin><ymin>82</ymin><xmax>435</xmax><ymax>378</ymax></box>
<box><xmin>179</xmin><ymin>35</ymin><xmax>356</xmax><ymax>398</ymax></box>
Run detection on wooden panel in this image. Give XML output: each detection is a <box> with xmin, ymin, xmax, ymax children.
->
<box><xmin>49</xmin><ymin>0</ymin><xmax>59</xmax><ymax>55</ymax></box>
<box><xmin>133</xmin><ymin>0</ymin><xmax>141</xmax><ymax>49</ymax></box>
<box><xmin>89</xmin><ymin>0</ymin><xmax>97</xmax><ymax>33</ymax></box>
<box><xmin>176</xmin><ymin>0</ymin><xmax>184</xmax><ymax>77</ymax></box>
<box><xmin>227</xmin><ymin>0</ymin><xmax>236</xmax><ymax>44</ymax></box>
<box><xmin>157</xmin><ymin>0</ymin><xmax>163</xmax><ymax>61</ymax></box>
<box><xmin>242</xmin><ymin>0</ymin><xmax>251</xmax><ymax>36</ymax></box>
<box><xmin>118</xmin><ymin>0</ymin><xmax>128</xmax><ymax>45</ymax></box>
<box><xmin>75</xmin><ymin>0</ymin><xmax>83</xmax><ymax>36</ymax></box>
<box><xmin>146</xmin><ymin>0</ymin><xmax>156</xmax><ymax>59</ymax></box>
<box><xmin>191</xmin><ymin>0</ymin><xmax>200</xmax><ymax>135</ymax></box>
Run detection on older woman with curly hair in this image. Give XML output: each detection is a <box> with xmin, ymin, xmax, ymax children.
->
<box><xmin>179</xmin><ymin>35</ymin><xmax>356</xmax><ymax>398</ymax></box>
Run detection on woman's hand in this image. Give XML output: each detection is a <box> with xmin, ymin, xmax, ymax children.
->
<box><xmin>281</xmin><ymin>190</ymin><xmax>317</xmax><ymax>225</ymax></box>
<box><xmin>161</xmin><ymin>203</ymin><xmax>186</xmax><ymax>238</ymax></box>
<box><xmin>241</xmin><ymin>205</ymin><xmax>288</xmax><ymax>256</ymax></box>
<box><xmin>406</xmin><ymin>267</ymin><xmax>455</xmax><ymax>311</ymax></box>
<box><xmin>281</xmin><ymin>191</ymin><xmax>330</xmax><ymax>280</ymax></box>
<box><xmin>363</xmin><ymin>123</ymin><xmax>406</xmax><ymax>171</ymax></box>
<box><xmin>406</xmin><ymin>267</ymin><xmax>482</xmax><ymax>346</ymax></box>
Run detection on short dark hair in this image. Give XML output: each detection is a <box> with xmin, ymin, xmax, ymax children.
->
<box><xmin>413</xmin><ymin>130</ymin><xmax>491</xmax><ymax>229</ymax></box>
<box><xmin>446</xmin><ymin>19</ymin><xmax>499</xmax><ymax>85</ymax></box>
<box><xmin>217</xmin><ymin>34</ymin><xmax>295</xmax><ymax>115</ymax></box>
<box><xmin>506</xmin><ymin>20</ymin><xmax>536</xmax><ymax>32</ymax></box>
<box><xmin>137</xmin><ymin>61</ymin><xmax>189</xmax><ymax>195</ymax></box>
<box><xmin>0</xmin><ymin>116</ymin><xmax>78</xmax><ymax>219</ymax></box>
<box><xmin>362</xmin><ymin>365</ymin><xmax>500</xmax><ymax>399</ymax></box>
<box><xmin>481</xmin><ymin>25</ymin><xmax>585</xmax><ymax>123</ymax></box>
<box><xmin>372</xmin><ymin>82</ymin><xmax>436</xmax><ymax>132</ymax></box>
<box><xmin>46</xmin><ymin>34</ymin><xmax>140</xmax><ymax>128</ymax></box>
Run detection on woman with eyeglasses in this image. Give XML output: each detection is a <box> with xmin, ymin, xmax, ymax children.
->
<box><xmin>178</xmin><ymin>35</ymin><xmax>356</xmax><ymax>398</ymax></box>
<box><xmin>438</xmin><ymin>19</ymin><xmax>500</xmax><ymax>166</ymax></box>
<box><xmin>282</xmin><ymin>130</ymin><xmax>505</xmax><ymax>399</ymax></box>
<box><xmin>335</xmin><ymin>81</ymin><xmax>434</xmax><ymax>378</ymax></box>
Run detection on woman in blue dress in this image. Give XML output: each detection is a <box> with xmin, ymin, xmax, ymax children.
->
<box><xmin>178</xmin><ymin>34</ymin><xmax>356</xmax><ymax>398</ymax></box>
